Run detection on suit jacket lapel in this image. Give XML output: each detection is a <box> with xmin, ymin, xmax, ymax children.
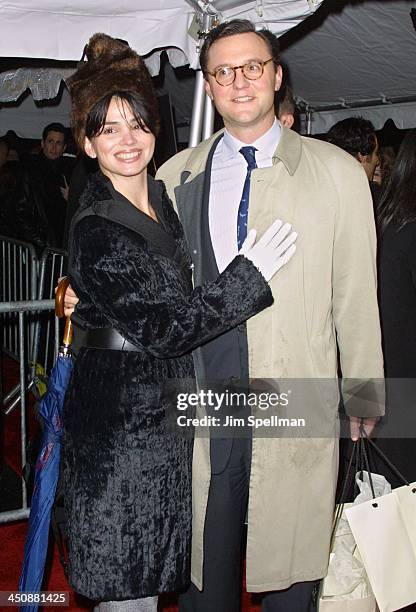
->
<box><xmin>174</xmin><ymin>134</ymin><xmax>223</xmax><ymax>286</ymax></box>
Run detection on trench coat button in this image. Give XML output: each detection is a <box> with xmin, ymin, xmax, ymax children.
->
<box><xmin>238</xmin><ymin>324</ymin><xmax>245</xmax><ymax>333</ymax></box>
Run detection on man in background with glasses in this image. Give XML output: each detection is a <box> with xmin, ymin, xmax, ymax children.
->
<box><xmin>158</xmin><ymin>18</ymin><xmax>384</xmax><ymax>612</ymax></box>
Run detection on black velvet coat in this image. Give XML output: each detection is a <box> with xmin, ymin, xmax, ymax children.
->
<box><xmin>63</xmin><ymin>172</ymin><xmax>272</xmax><ymax>601</ymax></box>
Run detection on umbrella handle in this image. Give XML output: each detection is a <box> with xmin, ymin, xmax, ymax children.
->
<box><xmin>55</xmin><ymin>276</ymin><xmax>73</xmax><ymax>347</ymax></box>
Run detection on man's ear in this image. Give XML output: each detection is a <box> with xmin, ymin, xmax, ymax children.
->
<box><xmin>280</xmin><ymin>113</ymin><xmax>294</xmax><ymax>129</ymax></box>
<box><xmin>274</xmin><ymin>65</ymin><xmax>283</xmax><ymax>92</ymax></box>
<box><xmin>84</xmin><ymin>138</ymin><xmax>97</xmax><ymax>159</ymax></box>
<box><xmin>357</xmin><ymin>152</ymin><xmax>367</xmax><ymax>165</ymax></box>
<box><xmin>204</xmin><ymin>77</ymin><xmax>213</xmax><ymax>101</ymax></box>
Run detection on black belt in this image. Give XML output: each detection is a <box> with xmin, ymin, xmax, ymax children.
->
<box><xmin>75</xmin><ymin>327</ymin><xmax>140</xmax><ymax>352</ymax></box>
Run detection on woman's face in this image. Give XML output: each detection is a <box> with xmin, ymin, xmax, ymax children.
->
<box><xmin>84</xmin><ymin>97</ymin><xmax>155</xmax><ymax>184</ymax></box>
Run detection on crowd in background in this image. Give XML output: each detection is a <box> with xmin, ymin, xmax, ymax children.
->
<box><xmin>0</xmin><ymin>123</ymin><xmax>75</xmax><ymax>253</ymax></box>
<box><xmin>0</xmin><ymin>102</ymin><xmax>405</xmax><ymax>258</ymax></box>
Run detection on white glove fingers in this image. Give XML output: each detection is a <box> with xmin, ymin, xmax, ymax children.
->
<box><xmin>273</xmin><ymin>231</ymin><xmax>298</xmax><ymax>258</ymax></box>
<box><xmin>268</xmin><ymin>223</ymin><xmax>293</xmax><ymax>249</ymax></box>
<box><xmin>278</xmin><ymin>243</ymin><xmax>296</xmax><ymax>266</ymax></box>
<box><xmin>257</xmin><ymin>218</ymin><xmax>283</xmax><ymax>247</ymax></box>
<box><xmin>239</xmin><ymin>229</ymin><xmax>257</xmax><ymax>255</ymax></box>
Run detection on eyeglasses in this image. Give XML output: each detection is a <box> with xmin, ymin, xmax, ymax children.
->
<box><xmin>206</xmin><ymin>58</ymin><xmax>274</xmax><ymax>86</ymax></box>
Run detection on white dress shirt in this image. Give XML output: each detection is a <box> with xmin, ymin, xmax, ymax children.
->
<box><xmin>209</xmin><ymin>119</ymin><xmax>281</xmax><ymax>273</ymax></box>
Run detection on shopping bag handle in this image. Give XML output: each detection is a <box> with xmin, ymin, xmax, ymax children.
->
<box><xmin>360</xmin><ymin>424</ymin><xmax>410</xmax><ymax>487</ymax></box>
<box><xmin>331</xmin><ymin>440</ymin><xmax>361</xmax><ymax>544</ymax></box>
<box><xmin>55</xmin><ymin>276</ymin><xmax>73</xmax><ymax>348</ymax></box>
<box><xmin>334</xmin><ymin>437</ymin><xmax>375</xmax><ymax>533</ymax></box>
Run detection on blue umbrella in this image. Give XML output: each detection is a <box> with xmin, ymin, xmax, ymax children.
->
<box><xmin>19</xmin><ymin>278</ymin><xmax>73</xmax><ymax>611</ymax></box>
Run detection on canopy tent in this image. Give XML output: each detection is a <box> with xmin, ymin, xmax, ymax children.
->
<box><xmin>279</xmin><ymin>0</ymin><xmax>416</xmax><ymax>133</ymax></box>
<box><xmin>1</xmin><ymin>0</ymin><xmax>415</xmax><ymax>142</ymax></box>
<box><xmin>0</xmin><ymin>0</ymin><xmax>324</xmax><ymax>142</ymax></box>
<box><xmin>0</xmin><ymin>0</ymin><xmax>324</xmax><ymax>70</ymax></box>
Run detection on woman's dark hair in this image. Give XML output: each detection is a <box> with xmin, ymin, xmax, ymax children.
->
<box><xmin>378</xmin><ymin>129</ymin><xmax>416</xmax><ymax>234</ymax></box>
<box><xmin>200</xmin><ymin>19</ymin><xmax>280</xmax><ymax>76</ymax></box>
<box><xmin>85</xmin><ymin>90</ymin><xmax>159</xmax><ymax>146</ymax></box>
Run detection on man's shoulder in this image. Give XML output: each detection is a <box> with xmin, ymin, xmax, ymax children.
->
<box><xmin>157</xmin><ymin>147</ymin><xmax>195</xmax><ymax>184</ymax></box>
<box><xmin>157</xmin><ymin>131</ymin><xmax>223</xmax><ymax>184</ymax></box>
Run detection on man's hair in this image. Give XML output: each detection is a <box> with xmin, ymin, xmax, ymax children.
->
<box><xmin>326</xmin><ymin>117</ymin><xmax>377</xmax><ymax>158</ymax></box>
<box><xmin>276</xmin><ymin>84</ymin><xmax>295</xmax><ymax>117</ymax></box>
<box><xmin>42</xmin><ymin>122</ymin><xmax>67</xmax><ymax>143</ymax></box>
<box><xmin>200</xmin><ymin>19</ymin><xmax>280</xmax><ymax>76</ymax></box>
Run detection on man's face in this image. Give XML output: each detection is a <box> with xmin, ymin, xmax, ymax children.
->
<box><xmin>204</xmin><ymin>32</ymin><xmax>282</xmax><ymax>143</ymax></box>
<box><xmin>41</xmin><ymin>130</ymin><xmax>66</xmax><ymax>160</ymax></box>
<box><xmin>358</xmin><ymin>135</ymin><xmax>379</xmax><ymax>181</ymax></box>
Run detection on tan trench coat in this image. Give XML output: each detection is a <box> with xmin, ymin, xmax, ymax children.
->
<box><xmin>157</xmin><ymin>126</ymin><xmax>384</xmax><ymax>592</ymax></box>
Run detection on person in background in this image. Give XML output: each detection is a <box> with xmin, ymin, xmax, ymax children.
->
<box><xmin>0</xmin><ymin>138</ymin><xmax>19</xmax><ymax>238</ymax></box>
<box><xmin>373</xmin><ymin>145</ymin><xmax>396</xmax><ymax>188</ymax></box>
<box><xmin>275</xmin><ymin>83</ymin><xmax>295</xmax><ymax>129</ymax></box>
<box><xmin>62</xmin><ymin>33</ymin><xmax>296</xmax><ymax>612</ymax></box>
<box><xmin>376</xmin><ymin>129</ymin><xmax>416</xmax><ymax>487</ymax></box>
<box><xmin>15</xmin><ymin>122</ymin><xmax>73</xmax><ymax>251</ymax></box>
<box><xmin>325</xmin><ymin>116</ymin><xmax>380</xmax><ymax>207</ymax></box>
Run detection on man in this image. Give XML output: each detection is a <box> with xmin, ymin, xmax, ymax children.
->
<box><xmin>63</xmin><ymin>19</ymin><xmax>383</xmax><ymax>611</ymax></box>
<box><xmin>15</xmin><ymin>122</ymin><xmax>72</xmax><ymax>251</ymax></box>
<box><xmin>157</xmin><ymin>19</ymin><xmax>384</xmax><ymax>612</ymax></box>
<box><xmin>325</xmin><ymin>117</ymin><xmax>381</xmax><ymax>206</ymax></box>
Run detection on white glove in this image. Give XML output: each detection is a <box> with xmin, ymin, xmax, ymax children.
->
<box><xmin>240</xmin><ymin>219</ymin><xmax>297</xmax><ymax>282</ymax></box>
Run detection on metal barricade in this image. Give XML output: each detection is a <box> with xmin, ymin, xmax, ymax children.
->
<box><xmin>33</xmin><ymin>248</ymin><xmax>68</xmax><ymax>376</ymax></box>
<box><xmin>0</xmin><ymin>299</ymin><xmax>56</xmax><ymax>524</ymax></box>
<box><xmin>0</xmin><ymin>236</ymin><xmax>38</xmax><ymax>360</ymax></box>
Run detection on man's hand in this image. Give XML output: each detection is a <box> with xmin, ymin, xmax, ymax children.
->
<box><xmin>55</xmin><ymin>276</ymin><xmax>79</xmax><ymax>317</ymax></box>
<box><xmin>60</xmin><ymin>175</ymin><xmax>69</xmax><ymax>201</ymax></box>
<box><xmin>349</xmin><ymin>415</ymin><xmax>379</xmax><ymax>441</ymax></box>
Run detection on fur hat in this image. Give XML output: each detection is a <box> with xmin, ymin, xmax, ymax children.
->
<box><xmin>68</xmin><ymin>33</ymin><xmax>159</xmax><ymax>150</ymax></box>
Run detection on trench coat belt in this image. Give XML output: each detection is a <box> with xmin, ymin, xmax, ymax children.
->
<box><xmin>78</xmin><ymin>327</ymin><xmax>140</xmax><ymax>352</ymax></box>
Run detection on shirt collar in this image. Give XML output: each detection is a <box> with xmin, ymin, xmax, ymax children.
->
<box><xmin>221</xmin><ymin>118</ymin><xmax>281</xmax><ymax>161</ymax></box>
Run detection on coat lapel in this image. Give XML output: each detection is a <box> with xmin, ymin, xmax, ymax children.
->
<box><xmin>174</xmin><ymin>134</ymin><xmax>223</xmax><ymax>287</ymax></box>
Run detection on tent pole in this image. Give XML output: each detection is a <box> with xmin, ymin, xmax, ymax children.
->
<box><xmin>189</xmin><ymin>69</ymin><xmax>206</xmax><ymax>147</ymax></box>
<box><xmin>306</xmin><ymin>110</ymin><xmax>313</xmax><ymax>135</ymax></box>
<box><xmin>188</xmin><ymin>11</ymin><xmax>216</xmax><ymax>146</ymax></box>
<box><xmin>202</xmin><ymin>95</ymin><xmax>215</xmax><ymax>141</ymax></box>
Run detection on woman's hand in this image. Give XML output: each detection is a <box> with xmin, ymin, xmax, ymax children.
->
<box><xmin>55</xmin><ymin>277</ymin><xmax>79</xmax><ymax>317</ymax></box>
<box><xmin>240</xmin><ymin>219</ymin><xmax>297</xmax><ymax>282</ymax></box>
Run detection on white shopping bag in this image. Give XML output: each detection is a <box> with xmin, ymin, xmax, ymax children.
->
<box><xmin>318</xmin><ymin>503</ymin><xmax>377</xmax><ymax>611</ymax></box>
<box><xmin>346</xmin><ymin>479</ymin><xmax>416</xmax><ymax>612</ymax></box>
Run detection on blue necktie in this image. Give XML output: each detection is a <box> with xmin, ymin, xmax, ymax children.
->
<box><xmin>237</xmin><ymin>146</ymin><xmax>257</xmax><ymax>250</ymax></box>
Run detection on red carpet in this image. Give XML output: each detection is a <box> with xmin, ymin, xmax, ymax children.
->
<box><xmin>0</xmin><ymin>521</ymin><xmax>261</xmax><ymax>611</ymax></box>
<box><xmin>1</xmin><ymin>354</ymin><xmax>261</xmax><ymax>611</ymax></box>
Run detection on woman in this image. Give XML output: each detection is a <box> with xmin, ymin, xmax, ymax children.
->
<box><xmin>64</xmin><ymin>34</ymin><xmax>296</xmax><ymax>610</ymax></box>
<box><xmin>377</xmin><ymin>129</ymin><xmax>416</xmax><ymax>487</ymax></box>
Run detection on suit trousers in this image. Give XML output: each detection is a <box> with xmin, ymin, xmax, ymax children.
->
<box><xmin>179</xmin><ymin>435</ymin><xmax>318</xmax><ymax>612</ymax></box>
<box><xmin>179</xmin><ymin>436</ymin><xmax>251</xmax><ymax>612</ymax></box>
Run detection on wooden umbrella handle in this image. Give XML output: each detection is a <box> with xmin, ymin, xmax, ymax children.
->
<box><xmin>55</xmin><ymin>276</ymin><xmax>73</xmax><ymax>347</ymax></box>
<box><xmin>55</xmin><ymin>276</ymin><xmax>70</xmax><ymax>317</ymax></box>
